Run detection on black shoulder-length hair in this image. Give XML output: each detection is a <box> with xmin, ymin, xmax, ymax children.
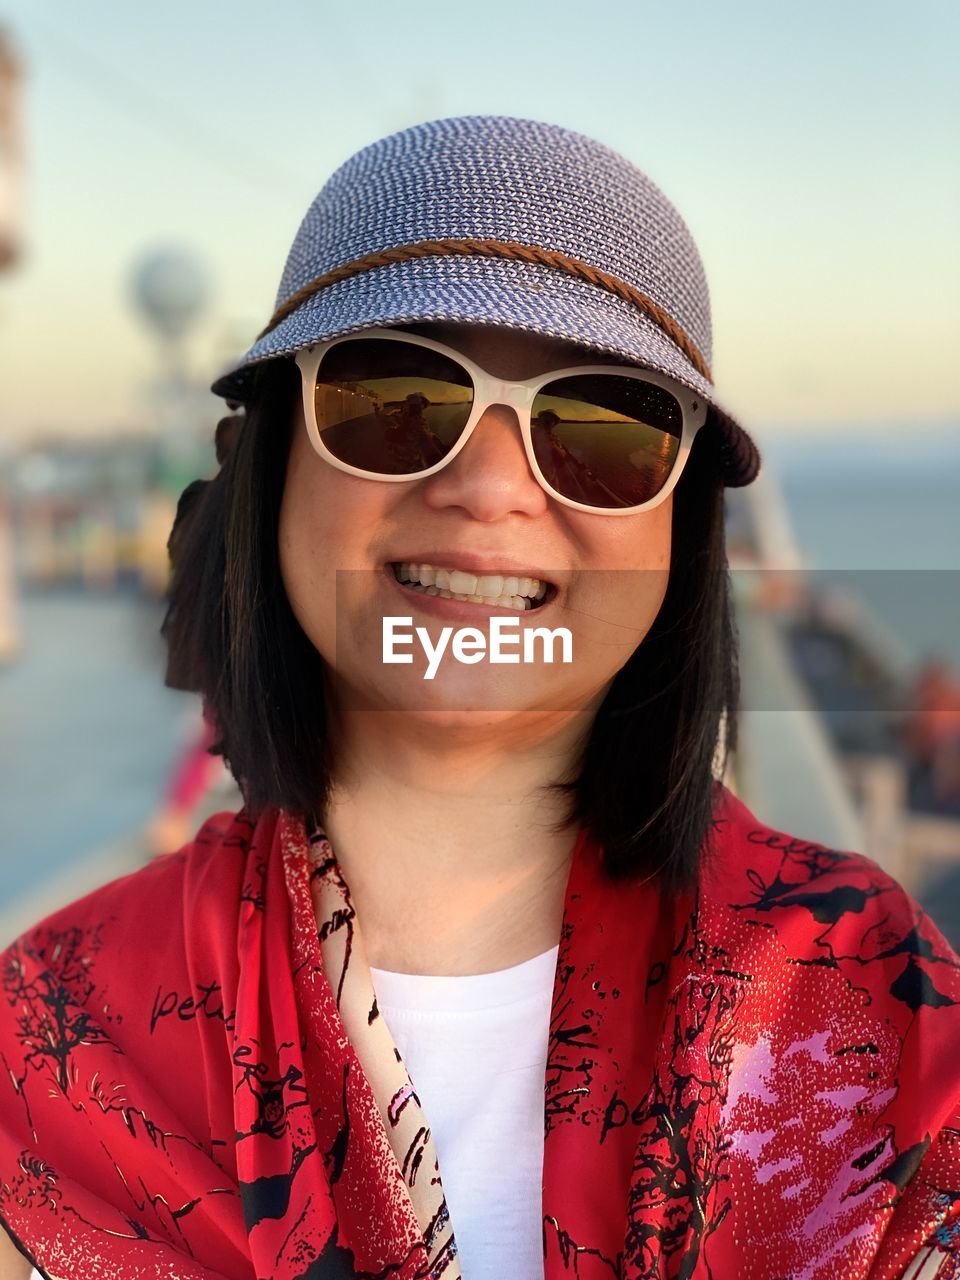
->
<box><xmin>163</xmin><ymin>356</ymin><xmax>739</xmax><ymax>896</ymax></box>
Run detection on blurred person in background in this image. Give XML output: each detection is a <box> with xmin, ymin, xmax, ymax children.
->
<box><xmin>142</xmin><ymin>701</ymin><xmax>226</xmax><ymax>856</ymax></box>
<box><xmin>2</xmin><ymin>116</ymin><xmax>960</xmax><ymax>1280</ymax></box>
<box><xmin>903</xmin><ymin>658</ymin><xmax>960</xmax><ymax>815</ymax></box>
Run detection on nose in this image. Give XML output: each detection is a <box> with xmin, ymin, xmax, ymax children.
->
<box><xmin>418</xmin><ymin>403</ymin><xmax>549</xmax><ymax>521</ymax></box>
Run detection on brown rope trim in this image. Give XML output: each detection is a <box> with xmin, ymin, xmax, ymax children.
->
<box><xmin>257</xmin><ymin>238</ymin><xmax>712</xmax><ymax>382</ymax></box>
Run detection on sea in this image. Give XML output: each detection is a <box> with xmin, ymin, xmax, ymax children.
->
<box><xmin>776</xmin><ymin>468</ymin><xmax>960</xmax><ymax>669</ymax></box>
<box><xmin>1</xmin><ymin>453</ymin><xmax>958</xmax><ymax>923</ymax></box>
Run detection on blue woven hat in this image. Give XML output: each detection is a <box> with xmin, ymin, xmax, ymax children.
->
<box><xmin>212</xmin><ymin>115</ymin><xmax>759</xmax><ymax>485</ymax></box>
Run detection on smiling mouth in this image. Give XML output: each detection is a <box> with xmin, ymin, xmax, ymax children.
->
<box><xmin>389</xmin><ymin>561</ymin><xmax>557</xmax><ymax>612</ymax></box>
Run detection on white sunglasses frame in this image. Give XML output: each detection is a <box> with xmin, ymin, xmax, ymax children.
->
<box><xmin>293</xmin><ymin>327</ymin><xmax>708</xmax><ymax>516</ymax></box>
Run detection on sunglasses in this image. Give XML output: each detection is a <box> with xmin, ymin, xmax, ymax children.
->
<box><xmin>293</xmin><ymin>328</ymin><xmax>708</xmax><ymax>515</ymax></box>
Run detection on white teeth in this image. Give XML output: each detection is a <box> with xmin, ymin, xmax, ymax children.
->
<box><xmin>401</xmin><ymin>581</ymin><xmax>534</xmax><ymax>611</ymax></box>
<box><xmin>393</xmin><ymin>561</ymin><xmax>549</xmax><ymax>603</ymax></box>
<box><xmin>448</xmin><ymin>569</ymin><xmax>476</xmax><ymax>595</ymax></box>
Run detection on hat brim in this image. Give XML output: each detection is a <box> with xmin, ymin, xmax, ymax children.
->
<box><xmin>212</xmin><ymin>255</ymin><xmax>759</xmax><ymax>486</ymax></box>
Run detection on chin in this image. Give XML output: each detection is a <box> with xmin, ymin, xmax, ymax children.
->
<box><xmin>336</xmin><ymin>667</ymin><xmax>583</xmax><ymax>722</ymax></box>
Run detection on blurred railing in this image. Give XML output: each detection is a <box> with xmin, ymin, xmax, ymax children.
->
<box><xmin>728</xmin><ymin>471</ymin><xmax>960</xmax><ymax>900</ymax></box>
<box><xmin>734</xmin><ymin>597</ymin><xmax>867</xmax><ymax>854</ymax></box>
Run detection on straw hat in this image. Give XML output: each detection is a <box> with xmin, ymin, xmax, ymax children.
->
<box><xmin>212</xmin><ymin>115</ymin><xmax>759</xmax><ymax>486</ymax></box>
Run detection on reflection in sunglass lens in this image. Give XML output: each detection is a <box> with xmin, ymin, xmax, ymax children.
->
<box><xmin>531</xmin><ymin>374</ymin><xmax>683</xmax><ymax>508</ymax></box>
<box><xmin>313</xmin><ymin>339</ymin><xmax>474</xmax><ymax>475</ymax></box>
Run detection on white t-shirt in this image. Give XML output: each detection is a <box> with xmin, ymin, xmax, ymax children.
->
<box><xmin>369</xmin><ymin>944</ymin><xmax>559</xmax><ymax>1280</ymax></box>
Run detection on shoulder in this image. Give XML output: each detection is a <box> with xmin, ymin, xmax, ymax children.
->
<box><xmin>0</xmin><ymin>807</ymin><xmax>287</xmax><ymax>1088</ymax></box>
<box><xmin>2</xmin><ymin>807</ymin><xmax>278</xmax><ymax>988</ymax></box>
<box><xmin>706</xmin><ymin>783</ymin><xmax>950</xmax><ymax>950</ymax></box>
<box><xmin>701</xmin><ymin>783</ymin><xmax>957</xmax><ymax>1013</ymax></box>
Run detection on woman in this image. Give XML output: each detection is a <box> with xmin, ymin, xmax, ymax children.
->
<box><xmin>2</xmin><ymin>116</ymin><xmax>959</xmax><ymax>1280</ymax></box>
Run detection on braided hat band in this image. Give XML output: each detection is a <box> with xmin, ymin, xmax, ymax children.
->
<box><xmin>256</xmin><ymin>238</ymin><xmax>713</xmax><ymax>384</ymax></box>
<box><xmin>212</xmin><ymin>115</ymin><xmax>760</xmax><ymax>487</ymax></box>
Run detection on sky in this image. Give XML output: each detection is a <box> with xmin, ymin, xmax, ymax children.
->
<box><xmin>0</xmin><ymin>0</ymin><xmax>958</xmax><ymax>445</ymax></box>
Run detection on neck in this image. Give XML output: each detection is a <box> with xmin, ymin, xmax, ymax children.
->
<box><xmin>317</xmin><ymin>703</ymin><xmax>598</xmax><ymax>976</ymax></box>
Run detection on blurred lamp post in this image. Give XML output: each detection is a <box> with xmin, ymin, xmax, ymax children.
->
<box><xmin>0</xmin><ymin>30</ymin><xmax>23</xmax><ymax>662</ymax></box>
<box><xmin>0</xmin><ymin>28</ymin><xmax>23</xmax><ymax>270</ymax></box>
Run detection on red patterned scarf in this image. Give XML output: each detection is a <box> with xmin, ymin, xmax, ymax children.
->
<box><xmin>2</xmin><ymin>786</ymin><xmax>960</xmax><ymax>1278</ymax></box>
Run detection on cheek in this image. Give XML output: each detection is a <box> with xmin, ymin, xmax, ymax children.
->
<box><xmin>588</xmin><ymin>494</ymin><xmax>674</xmax><ymax>579</ymax></box>
<box><xmin>277</xmin><ymin>437</ymin><xmax>395</xmax><ymax>666</ymax></box>
<box><xmin>642</xmin><ymin>501</ymin><xmax>673</xmax><ymax>572</ymax></box>
<box><xmin>277</xmin><ymin>443</ymin><xmax>334</xmax><ymax>645</ymax></box>
<box><xmin>634</xmin><ymin>500</ymin><xmax>673</xmax><ymax>618</ymax></box>
<box><xmin>609</xmin><ymin>502</ymin><xmax>674</xmax><ymax>663</ymax></box>
<box><xmin>562</xmin><ymin>499</ymin><xmax>674</xmax><ymax>680</ymax></box>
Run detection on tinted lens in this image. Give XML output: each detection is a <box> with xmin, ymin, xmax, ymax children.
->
<box><xmin>531</xmin><ymin>374</ymin><xmax>683</xmax><ymax>509</ymax></box>
<box><xmin>313</xmin><ymin>338</ymin><xmax>474</xmax><ymax>475</ymax></box>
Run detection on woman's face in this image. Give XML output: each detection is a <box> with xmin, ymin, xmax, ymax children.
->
<box><xmin>278</xmin><ymin>322</ymin><xmax>674</xmax><ymax>726</ymax></box>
